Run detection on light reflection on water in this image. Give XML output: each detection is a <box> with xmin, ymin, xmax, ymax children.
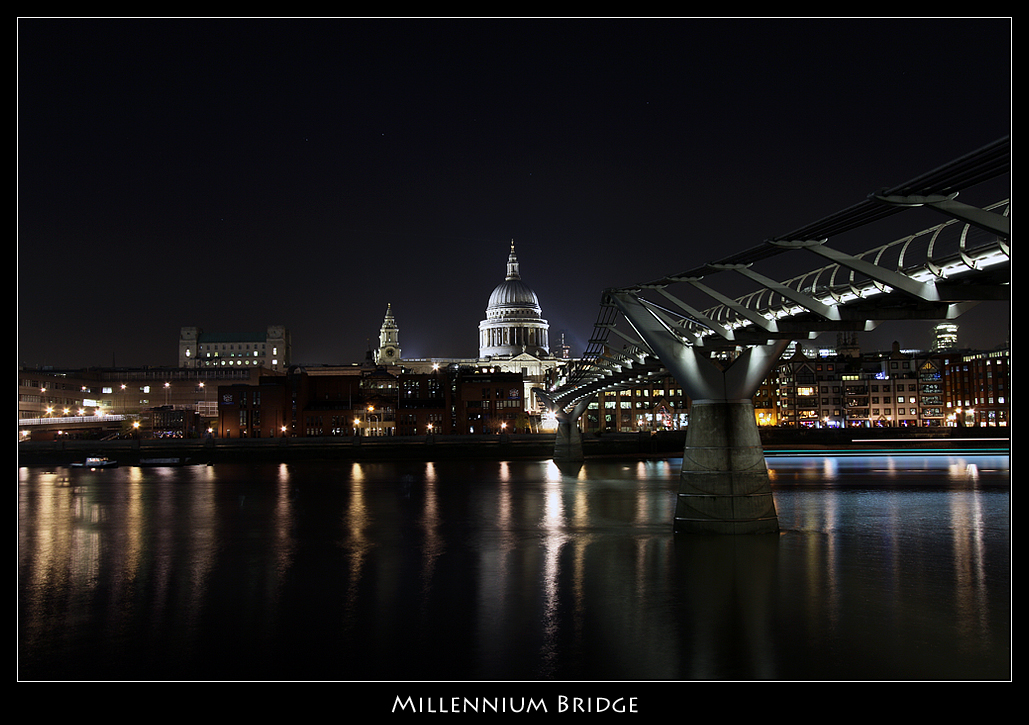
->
<box><xmin>18</xmin><ymin>453</ymin><xmax>1008</xmax><ymax>681</ymax></box>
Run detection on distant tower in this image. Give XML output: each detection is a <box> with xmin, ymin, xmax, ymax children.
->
<box><xmin>478</xmin><ymin>240</ymin><xmax>550</xmax><ymax>358</ymax></box>
<box><xmin>558</xmin><ymin>331</ymin><xmax>572</xmax><ymax>359</ymax></box>
<box><xmin>836</xmin><ymin>331</ymin><xmax>860</xmax><ymax>358</ymax></box>
<box><xmin>932</xmin><ymin>323</ymin><xmax>959</xmax><ymax>351</ymax></box>
<box><xmin>374</xmin><ymin>303</ymin><xmax>401</xmax><ymax>364</ymax></box>
<box><xmin>179</xmin><ymin>326</ymin><xmax>201</xmax><ymax>367</ymax></box>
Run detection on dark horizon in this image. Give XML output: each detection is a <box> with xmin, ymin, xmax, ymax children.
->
<box><xmin>18</xmin><ymin>18</ymin><xmax>1011</xmax><ymax>369</ymax></box>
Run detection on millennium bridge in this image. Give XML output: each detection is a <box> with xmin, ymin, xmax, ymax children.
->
<box><xmin>537</xmin><ymin>136</ymin><xmax>1009</xmax><ymax>535</ymax></box>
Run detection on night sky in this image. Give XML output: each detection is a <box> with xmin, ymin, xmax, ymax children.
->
<box><xmin>18</xmin><ymin>18</ymin><xmax>1011</xmax><ymax>369</ymax></box>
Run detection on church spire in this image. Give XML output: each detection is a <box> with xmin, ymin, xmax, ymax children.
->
<box><xmin>374</xmin><ymin>303</ymin><xmax>400</xmax><ymax>364</ymax></box>
<box><xmin>505</xmin><ymin>239</ymin><xmax>520</xmax><ymax>280</ymax></box>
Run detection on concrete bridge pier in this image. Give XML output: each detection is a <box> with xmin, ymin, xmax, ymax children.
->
<box><xmin>607</xmin><ymin>290</ymin><xmax>789</xmax><ymax>534</ymax></box>
<box><xmin>676</xmin><ymin>396</ymin><xmax>779</xmax><ymax>535</ymax></box>
<box><xmin>668</xmin><ymin>338</ymin><xmax>788</xmax><ymax>534</ymax></box>
<box><xmin>536</xmin><ymin>391</ymin><xmax>593</xmax><ymax>462</ymax></box>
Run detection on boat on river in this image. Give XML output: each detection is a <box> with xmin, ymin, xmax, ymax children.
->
<box><xmin>70</xmin><ymin>457</ymin><xmax>118</xmax><ymax>469</ymax></box>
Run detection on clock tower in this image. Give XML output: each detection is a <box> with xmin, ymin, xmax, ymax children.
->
<box><xmin>374</xmin><ymin>303</ymin><xmax>401</xmax><ymax>365</ymax></box>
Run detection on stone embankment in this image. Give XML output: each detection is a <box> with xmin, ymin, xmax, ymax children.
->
<box><xmin>18</xmin><ymin>428</ymin><xmax>1007</xmax><ymax>466</ymax></box>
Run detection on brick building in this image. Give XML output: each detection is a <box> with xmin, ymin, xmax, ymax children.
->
<box><xmin>217</xmin><ymin>365</ymin><xmax>528</xmax><ymax>438</ymax></box>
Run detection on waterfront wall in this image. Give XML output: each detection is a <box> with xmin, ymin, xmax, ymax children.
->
<box><xmin>17</xmin><ymin>432</ymin><xmax>667</xmax><ymax>466</ymax></box>
<box><xmin>17</xmin><ymin>428</ymin><xmax>1008</xmax><ymax>466</ymax></box>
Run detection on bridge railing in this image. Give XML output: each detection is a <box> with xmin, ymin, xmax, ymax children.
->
<box><xmin>553</xmin><ymin>300</ymin><xmax>660</xmax><ymax>396</ymax></box>
<box><xmin>689</xmin><ymin>198</ymin><xmax>1010</xmax><ymax>339</ymax></box>
<box><xmin>19</xmin><ymin>414</ymin><xmax>128</xmax><ymax>427</ymax></box>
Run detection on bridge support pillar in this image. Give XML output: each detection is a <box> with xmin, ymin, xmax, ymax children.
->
<box><xmin>675</xmin><ymin>398</ymin><xmax>778</xmax><ymax>535</ymax></box>
<box><xmin>536</xmin><ymin>391</ymin><xmax>593</xmax><ymax>462</ymax></box>
<box><xmin>607</xmin><ymin>290</ymin><xmax>789</xmax><ymax>535</ymax></box>
<box><xmin>554</xmin><ymin>412</ymin><xmax>584</xmax><ymax>462</ymax></box>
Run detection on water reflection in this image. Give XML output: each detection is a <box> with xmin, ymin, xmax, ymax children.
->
<box><xmin>765</xmin><ymin>453</ymin><xmax>1008</xmax><ymax>486</ymax></box>
<box><xmin>18</xmin><ymin>453</ymin><xmax>1009</xmax><ymax>681</ymax></box>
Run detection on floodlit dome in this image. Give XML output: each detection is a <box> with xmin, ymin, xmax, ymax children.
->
<box><xmin>487</xmin><ymin>277</ymin><xmax>542</xmax><ymax>313</ymax></box>
<box><xmin>479</xmin><ymin>241</ymin><xmax>550</xmax><ymax>358</ymax></box>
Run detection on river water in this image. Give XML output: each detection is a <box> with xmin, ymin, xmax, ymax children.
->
<box><xmin>18</xmin><ymin>450</ymin><xmax>1010</xmax><ymax>682</ymax></box>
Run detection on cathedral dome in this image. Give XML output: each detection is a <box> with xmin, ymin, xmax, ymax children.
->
<box><xmin>487</xmin><ymin>278</ymin><xmax>542</xmax><ymax>315</ymax></box>
<box><xmin>479</xmin><ymin>241</ymin><xmax>550</xmax><ymax>358</ymax></box>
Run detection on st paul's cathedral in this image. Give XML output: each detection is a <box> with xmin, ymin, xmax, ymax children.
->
<box><xmin>373</xmin><ymin>241</ymin><xmax>569</xmax><ymax>409</ymax></box>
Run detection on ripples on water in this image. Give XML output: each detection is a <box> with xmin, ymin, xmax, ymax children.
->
<box><xmin>18</xmin><ymin>452</ymin><xmax>1009</xmax><ymax>681</ymax></box>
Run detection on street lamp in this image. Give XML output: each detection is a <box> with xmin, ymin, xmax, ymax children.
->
<box><xmin>198</xmin><ymin>381</ymin><xmax>210</xmax><ymax>424</ymax></box>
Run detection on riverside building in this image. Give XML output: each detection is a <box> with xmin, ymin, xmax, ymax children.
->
<box><xmin>770</xmin><ymin>341</ymin><xmax>1009</xmax><ymax>428</ymax></box>
<box><xmin>178</xmin><ymin>325</ymin><xmax>290</xmax><ymax>371</ymax></box>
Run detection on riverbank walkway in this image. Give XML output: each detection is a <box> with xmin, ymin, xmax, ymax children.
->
<box><xmin>18</xmin><ymin>428</ymin><xmax>1008</xmax><ymax>467</ymax></box>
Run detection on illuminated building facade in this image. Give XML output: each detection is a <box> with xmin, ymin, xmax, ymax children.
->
<box><xmin>179</xmin><ymin>325</ymin><xmax>290</xmax><ymax>371</ymax></box>
<box><xmin>941</xmin><ymin>348</ymin><xmax>1010</xmax><ymax>427</ymax></box>
<box><xmin>581</xmin><ymin>384</ymin><xmax>689</xmax><ymax>434</ymax></box>
<box><xmin>18</xmin><ymin>365</ymin><xmax>269</xmax><ymax>440</ymax></box>
<box><xmin>769</xmin><ymin>342</ymin><xmax>1009</xmax><ymax>428</ymax></box>
<box><xmin>932</xmin><ymin>323</ymin><xmax>959</xmax><ymax>351</ymax></box>
<box><xmin>478</xmin><ymin>240</ymin><xmax>550</xmax><ymax>359</ymax></box>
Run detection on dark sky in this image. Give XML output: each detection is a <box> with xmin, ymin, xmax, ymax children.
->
<box><xmin>18</xmin><ymin>18</ymin><xmax>1011</xmax><ymax>369</ymax></box>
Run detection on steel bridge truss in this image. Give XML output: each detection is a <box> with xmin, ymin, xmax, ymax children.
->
<box><xmin>549</xmin><ymin>136</ymin><xmax>1010</xmax><ymax>412</ymax></box>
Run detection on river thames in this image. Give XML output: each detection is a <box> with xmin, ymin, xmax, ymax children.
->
<box><xmin>18</xmin><ymin>448</ymin><xmax>1009</xmax><ymax>682</ymax></box>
